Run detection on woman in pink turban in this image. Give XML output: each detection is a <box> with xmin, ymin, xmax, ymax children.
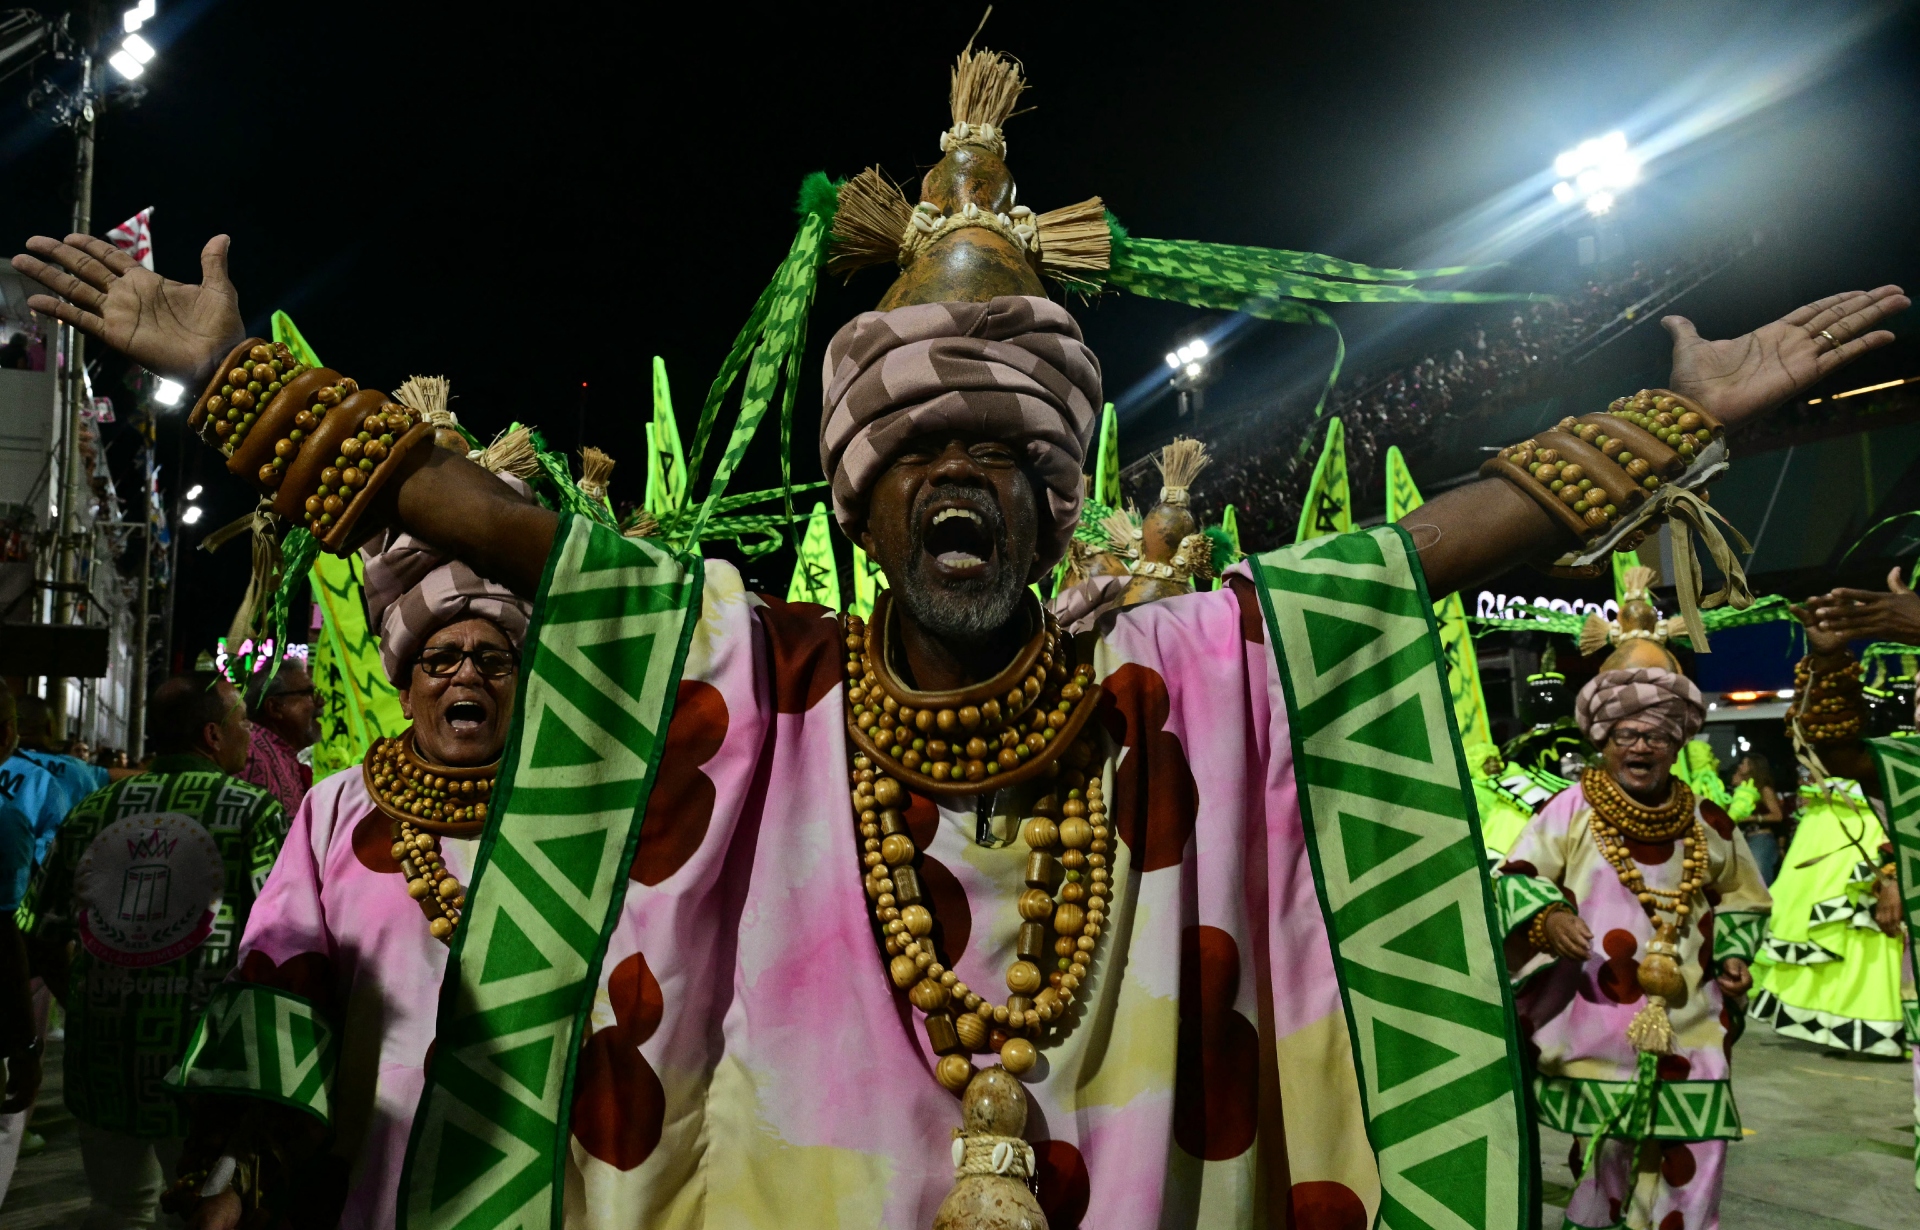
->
<box><xmin>1494</xmin><ymin>666</ymin><xmax>1770</xmax><ymax>1229</ymax></box>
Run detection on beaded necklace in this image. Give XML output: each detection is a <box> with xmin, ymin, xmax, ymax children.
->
<box><xmin>842</xmin><ymin>595</ymin><xmax>1114</xmax><ymax>1092</ymax></box>
<box><xmin>364</xmin><ymin>731</ymin><xmax>496</xmax><ymax>943</ymax></box>
<box><xmin>1581</xmin><ymin>767</ymin><xmax>1706</xmax><ymax>1055</ymax></box>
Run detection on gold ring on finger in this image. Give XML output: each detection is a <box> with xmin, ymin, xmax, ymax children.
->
<box><xmin>1818</xmin><ymin>329</ymin><xmax>1839</xmax><ymax>347</ymax></box>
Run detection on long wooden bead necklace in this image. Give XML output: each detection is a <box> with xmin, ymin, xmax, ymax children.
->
<box><xmin>1581</xmin><ymin>767</ymin><xmax>1704</xmax><ymax>1054</ymax></box>
<box><xmin>364</xmin><ymin>731</ymin><xmax>496</xmax><ymax>943</ymax></box>
<box><xmin>843</xmin><ymin>594</ymin><xmax>1113</xmax><ymax>1090</ymax></box>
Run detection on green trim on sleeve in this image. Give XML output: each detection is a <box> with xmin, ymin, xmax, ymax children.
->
<box><xmin>164</xmin><ymin>982</ymin><xmax>336</xmax><ymax>1123</ymax></box>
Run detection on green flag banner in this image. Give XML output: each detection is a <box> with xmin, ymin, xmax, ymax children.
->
<box><xmin>1863</xmin><ymin>736</ymin><xmax>1920</xmax><ymax>1191</ymax></box>
<box><xmin>850</xmin><ymin>542</ymin><xmax>887</xmax><ymax>620</ymax></box>
<box><xmin>1214</xmin><ymin>503</ymin><xmax>1240</xmax><ymax>591</ymax></box>
<box><xmin>1296</xmin><ymin>417</ymin><xmax>1351</xmax><ymax>543</ymax></box>
<box><xmin>1385</xmin><ymin>445</ymin><xmax>1496</xmax><ymax>765</ymax></box>
<box><xmin>1252</xmin><ymin>526</ymin><xmax>1532</xmax><ymax>1229</ymax></box>
<box><xmin>1093</xmin><ymin>401</ymin><xmax>1121</xmax><ymax>509</ymax></box>
<box><xmin>646</xmin><ymin>356</ymin><xmax>688</xmax><ymax>518</ymax></box>
<box><xmin>787</xmin><ymin>501</ymin><xmax>842</xmax><ymax>608</ymax></box>
<box><xmin>309</xmin><ymin>553</ymin><xmax>406</xmax><ymax>782</ymax></box>
<box><xmin>271</xmin><ymin>310</ymin><xmax>323</xmax><ymax>369</ymax></box>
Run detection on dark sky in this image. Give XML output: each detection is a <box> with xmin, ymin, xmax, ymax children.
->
<box><xmin>2</xmin><ymin>0</ymin><xmax>1915</xmax><ymax>662</ymax></box>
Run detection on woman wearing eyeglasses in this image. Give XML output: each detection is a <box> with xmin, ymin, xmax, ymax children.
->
<box><xmin>160</xmin><ymin>481</ymin><xmax>535</xmax><ymax>1229</ymax></box>
<box><xmin>1493</xmin><ymin>652</ymin><xmax>1771</xmax><ymax>1230</ymax></box>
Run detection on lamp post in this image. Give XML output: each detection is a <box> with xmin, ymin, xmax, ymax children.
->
<box><xmin>1163</xmin><ymin>338</ymin><xmax>1211</xmax><ymax>423</ymax></box>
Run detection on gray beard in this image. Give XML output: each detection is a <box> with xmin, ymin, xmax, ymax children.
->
<box><xmin>896</xmin><ymin>562</ymin><xmax>1027</xmax><ymax>645</ymax></box>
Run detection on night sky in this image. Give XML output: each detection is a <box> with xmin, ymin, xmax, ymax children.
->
<box><xmin>2</xmin><ymin>0</ymin><xmax>1916</xmax><ymax>664</ymax></box>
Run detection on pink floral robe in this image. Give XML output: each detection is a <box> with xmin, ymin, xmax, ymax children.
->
<box><xmin>227</xmin><ymin>554</ymin><xmax>1512</xmax><ymax>1228</ymax></box>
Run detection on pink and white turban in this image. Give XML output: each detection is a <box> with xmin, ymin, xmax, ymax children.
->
<box><xmin>1575</xmin><ymin>667</ymin><xmax>1706</xmax><ymax>748</ymax></box>
<box><xmin>820</xmin><ymin>295</ymin><xmax>1102</xmax><ymax>574</ymax></box>
<box><xmin>361</xmin><ymin>474</ymin><xmax>535</xmax><ymax>686</ymax></box>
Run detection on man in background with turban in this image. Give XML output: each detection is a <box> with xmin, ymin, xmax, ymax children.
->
<box><xmin>1495</xmin><ymin>666</ymin><xmax>1770</xmax><ymax>1230</ymax></box>
<box><xmin>172</xmin><ymin>510</ymin><xmax>533</xmax><ymax>1229</ymax></box>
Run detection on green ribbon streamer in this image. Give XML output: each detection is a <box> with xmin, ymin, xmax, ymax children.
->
<box><xmin>1577</xmin><ymin>1050</ymin><xmax>1661</xmax><ymax>1184</ymax></box>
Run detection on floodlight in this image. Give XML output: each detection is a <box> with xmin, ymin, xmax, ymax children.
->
<box><xmin>1186</xmin><ymin>339</ymin><xmax>1208</xmax><ymax>359</ymax></box>
<box><xmin>1164</xmin><ymin>352</ymin><xmax>1180</xmax><ymax>369</ymax></box>
<box><xmin>1585</xmin><ymin>191</ymin><xmax>1615</xmax><ymax>216</ymax></box>
<box><xmin>1599</xmin><ymin>130</ymin><xmax>1628</xmax><ymax>156</ymax></box>
<box><xmin>1184</xmin><ymin>362</ymin><xmax>1202</xmax><ymax>379</ymax></box>
<box><xmin>123</xmin><ymin>33</ymin><xmax>155</xmax><ymax>63</ymax></box>
<box><xmin>153</xmin><ymin>377</ymin><xmax>183</xmax><ymax>405</ymax></box>
<box><xmin>185</xmin><ymin>484</ymin><xmax>202</xmax><ymax>500</ymax></box>
<box><xmin>181</xmin><ymin>505</ymin><xmax>203</xmax><ymax>525</ymax></box>
<box><xmin>1552</xmin><ymin>181</ymin><xmax>1576</xmax><ymax>203</ymax></box>
<box><xmin>108</xmin><ymin>49</ymin><xmax>143</xmax><ymax>78</ymax></box>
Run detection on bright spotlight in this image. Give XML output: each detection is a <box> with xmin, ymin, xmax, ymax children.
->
<box><xmin>108</xmin><ymin>49</ymin><xmax>144</xmax><ymax>79</ymax></box>
<box><xmin>1164</xmin><ymin>352</ymin><xmax>1180</xmax><ymax>369</ymax></box>
<box><xmin>184</xmin><ymin>484</ymin><xmax>202</xmax><ymax>500</ymax></box>
<box><xmin>123</xmin><ymin>0</ymin><xmax>155</xmax><ymax>31</ymax></box>
<box><xmin>123</xmin><ymin>33</ymin><xmax>155</xmax><ymax>63</ymax></box>
<box><xmin>1553</xmin><ymin>132</ymin><xmax>1640</xmax><ymax>215</ymax></box>
<box><xmin>153</xmin><ymin>377</ymin><xmax>183</xmax><ymax>406</ymax></box>
<box><xmin>1184</xmin><ymin>362</ymin><xmax>1202</xmax><ymax>379</ymax></box>
<box><xmin>1186</xmin><ymin>338</ymin><xmax>1209</xmax><ymax>359</ymax></box>
<box><xmin>181</xmin><ymin>505</ymin><xmax>203</xmax><ymax>526</ymax></box>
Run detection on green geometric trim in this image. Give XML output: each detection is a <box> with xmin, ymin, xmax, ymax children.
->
<box><xmin>1254</xmin><ymin>526</ymin><xmax>1533</xmax><ymax>1230</ymax></box>
<box><xmin>1868</xmin><ymin>738</ymin><xmax>1920</xmax><ymax>1008</ymax></box>
<box><xmin>1712</xmin><ymin>910</ymin><xmax>1766</xmax><ymax>969</ymax></box>
<box><xmin>163</xmin><ymin>982</ymin><xmax>336</xmax><ymax>1123</ymax></box>
<box><xmin>397</xmin><ymin>517</ymin><xmax>703</xmax><ymax>1230</ymax></box>
<box><xmin>1493</xmin><ymin>873</ymin><xmax>1567</xmax><ymax>939</ymax></box>
<box><xmin>1532</xmin><ymin>1075</ymin><xmax>1743</xmax><ymax>1141</ymax></box>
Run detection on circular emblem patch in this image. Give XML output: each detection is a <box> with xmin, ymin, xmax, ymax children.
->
<box><xmin>74</xmin><ymin>811</ymin><xmax>225</xmax><ymax>967</ymax></box>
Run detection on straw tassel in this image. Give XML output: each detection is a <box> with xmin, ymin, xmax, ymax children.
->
<box><xmin>392</xmin><ymin>375</ymin><xmax>456</xmax><ymax>429</ymax></box>
<box><xmin>1035</xmin><ymin>196</ymin><xmax>1110</xmax><ymax>285</ymax></box>
<box><xmin>578</xmin><ymin>446</ymin><xmax>616</xmax><ymax>504</ymax></box>
<box><xmin>478</xmin><ymin>426</ymin><xmax>541</xmax><ymax>480</ymax></box>
<box><xmin>1579</xmin><ymin>611</ymin><xmax>1612</xmax><ymax>657</ymax></box>
<box><xmin>828</xmin><ymin>167</ymin><xmax>915</xmax><ymax>277</ymax></box>
<box><xmin>947</xmin><ymin>15</ymin><xmax>1027</xmax><ymax>142</ymax></box>
<box><xmin>1154</xmin><ymin>437</ymin><xmax>1211</xmax><ymax>507</ymax></box>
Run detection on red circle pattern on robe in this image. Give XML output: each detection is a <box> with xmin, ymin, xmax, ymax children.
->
<box><xmin>1173</xmin><ymin>924</ymin><xmax>1260</xmax><ymax>1161</ymax></box>
<box><xmin>1597</xmin><ymin>929</ymin><xmax>1644</xmax><ymax>1005</ymax></box>
<box><xmin>1099</xmin><ymin>663</ymin><xmax>1200</xmax><ymax>873</ymax></box>
<box><xmin>631</xmin><ymin>681</ymin><xmax>728</xmax><ymax>886</ymax></box>
<box><xmin>352</xmin><ymin>811</ymin><xmax>403</xmax><ymax>874</ymax></box>
<box><xmin>1291</xmin><ymin>1180</ymin><xmax>1369</xmax><ymax>1230</ymax></box>
<box><xmin>1032</xmin><ymin>1139</ymin><xmax>1090</xmax><ymax>1228</ymax></box>
<box><xmin>572</xmin><ymin>950</ymin><xmax>666</xmax><ymax>1170</ymax></box>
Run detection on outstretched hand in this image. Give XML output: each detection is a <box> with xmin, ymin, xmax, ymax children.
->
<box><xmin>1808</xmin><ymin>566</ymin><xmax>1920</xmax><ymax>644</ymax></box>
<box><xmin>1788</xmin><ymin>599</ymin><xmax>1854</xmax><ymax>657</ymax></box>
<box><xmin>1663</xmin><ymin>285</ymin><xmax>1908</xmax><ymax>429</ymax></box>
<box><xmin>10</xmin><ymin>232</ymin><xmax>246</xmax><ymax>387</ymax></box>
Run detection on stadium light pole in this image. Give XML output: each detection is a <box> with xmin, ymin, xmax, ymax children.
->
<box><xmin>1164</xmin><ymin>337</ymin><xmax>1211</xmax><ymax>422</ymax></box>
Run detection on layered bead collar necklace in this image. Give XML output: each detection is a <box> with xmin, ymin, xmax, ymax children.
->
<box><xmin>363</xmin><ymin>730</ymin><xmax>498</xmax><ymax>943</ymax></box>
<box><xmin>841</xmin><ymin>590</ymin><xmax>1116</xmax><ymax>1203</ymax></box>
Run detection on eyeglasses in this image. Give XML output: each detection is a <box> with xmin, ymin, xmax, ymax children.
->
<box><xmin>1609</xmin><ymin>728</ymin><xmax>1675</xmax><ymax>752</ymax></box>
<box><xmin>415</xmin><ymin>647</ymin><xmax>519</xmax><ymax>679</ymax></box>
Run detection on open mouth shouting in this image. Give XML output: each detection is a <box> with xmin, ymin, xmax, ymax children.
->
<box><xmin>918</xmin><ymin>497</ymin><xmax>1002</xmax><ymax>581</ymax></box>
<box><xmin>446</xmin><ymin>699</ymin><xmax>490</xmax><ymax>733</ymax></box>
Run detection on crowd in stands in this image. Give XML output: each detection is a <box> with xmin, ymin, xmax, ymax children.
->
<box><xmin>1128</xmin><ymin>244</ymin><xmax>1752</xmax><ymax>552</ymax></box>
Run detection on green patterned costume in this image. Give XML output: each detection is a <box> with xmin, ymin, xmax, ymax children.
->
<box><xmin>27</xmin><ymin>755</ymin><xmax>288</xmax><ymax>1136</ymax></box>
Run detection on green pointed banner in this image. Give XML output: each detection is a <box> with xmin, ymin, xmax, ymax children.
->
<box><xmin>1296</xmin><ymin>417</ymin><xmax>1351</xmax><ymax>544</ymax></box>
<box><xmin>166</xmin><ymin>983</ymin><xmax>337</xmax><ymax>1121</ymax></box>
<box><xmin>397</xmin><ymin>517</ymin><xmax>703</xmax><ymax>1230</ymax></box>
<box><xmin>1385</xmin><ymin>445</ymin><xmax>1496</xmax><ymax>769</ymax></box>
<box><xmin>1093</xmin><ymin>402</ymin><xmax>1121</xmax><ymax>509</ymax></box>
<box><xmin>646</xmin><ymin>356</ymin><xmax>688</xmax><ymax>518</ymax></box>
<box><xmin>849</xmin><ymin>543</ymin><xmax>887</xmax><ymax>621</ymax></box>
<box><xmin>1867</xmin><ymin>737</ymin><xmax>1920</xmax><ymax>1015</ymax></box>
<box><xmin>271</xmin><ymin>310</ymin><xmax>323</xmax><ymax>369</ymax></box>
<box><xmin>309</xmin><ymin>552</ymin><xmax>407</xmax><ymax>781</ymax></box>
<box><xmin>786</xmin><ymin>501</ymin><xmax>842</xmax><ymax>608</ymax></box>
<box><xmin>1212</xmin><ymin>503</ymin><xmax>1240</xmax><ymax>592</ymax></box>
<box><xmin>1251</xmin><ymin>524</ymin><xmax>1531</xmax><ymax>1230</ymax></box>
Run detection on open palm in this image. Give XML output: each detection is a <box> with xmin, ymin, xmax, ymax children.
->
<box><xmin>1662</xmin><ymin>285</ymin><xmax>1908</xmax><ymax>429</ymax></box>
<box><xmin>10</xmin><ymin>232</ymin><xmax>246</xmax><ymax>387</ymax></box>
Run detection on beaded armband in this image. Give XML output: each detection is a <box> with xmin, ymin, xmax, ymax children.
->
<box><xmin>1788</xmin><ymin>655</ymin><xmax>1866</xmax><ymax>745</ymax></box>
<box><xmin>1526</xmin><ymin>902</ymin><xmax>1572</xmax><ymax>955</ymax></box>
<box><xmin>186</xmin><ymin>337</ymin><xmax>440</xmax><ymax>554</ymax></box>
<box><xmin>1481</xmin><ymin>388</ymin><xmax>1726</xmax><ymax>567</ymax></box>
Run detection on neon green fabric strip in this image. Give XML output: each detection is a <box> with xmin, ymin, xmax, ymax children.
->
<box><xmin>1251</xmin><ymin>525</ymin><xmax>1533</xmax><ymax>1230</ymax></box>
<box><xmin>396</xmin><ymin>517</ymin><xmax>702</xmax><ymax>1230</ymax></box>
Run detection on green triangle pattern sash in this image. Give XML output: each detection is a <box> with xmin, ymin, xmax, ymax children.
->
<box><xmin>1250</xmin><ymin>525</ymin><xmax>1533</xmax><ymax>1229</ymax></box>
<box><xmin>396</xmin><ymin>515</ymin><xmax>702</xmax><ymax>1229</ymax></box>
<box><xmin>165</xmin><ymin>983</ymin><xmax>336</xmax><ymax>1120</ymax></box>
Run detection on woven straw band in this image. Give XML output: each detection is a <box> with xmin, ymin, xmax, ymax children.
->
<box><xmin>949</xmin><ymin>1132</ymin><xmax>1037</xmax><ymax>1180</ymax></box>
